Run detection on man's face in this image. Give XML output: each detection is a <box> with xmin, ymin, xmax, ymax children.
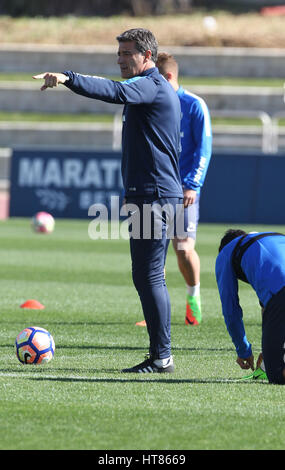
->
<box><xmin>117</xmin><ymin>41</ymin><xmax>147</xmax><ymax>79</ymax></box>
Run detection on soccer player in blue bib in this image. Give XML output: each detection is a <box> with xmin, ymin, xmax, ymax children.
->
<box><xmin>156</xmin><ymin>52</ymin><xmax>212</xmax><ymax>325</ymax></box>
<box><xmin>216</xmin><ymin>229</ymin><xmax>285</xmax><ymax>384</ymax></box>
<box><xmin>34</xmin><ymin>29</ymin><xmax>183</xmax><ymax>373</ymax></box>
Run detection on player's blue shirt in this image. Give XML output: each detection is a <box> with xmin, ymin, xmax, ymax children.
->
<box><xmin>63</xmin><ymin>68</ymin><xmax>183</xmax><ymax>198</ymax></box>
<box><xmin>177</xmin><ymin>86</ymin><xmax>212</xmax><ymax>194</ymax></box>
<box><xmin>215</xmin><ymin>232</ymin><xmax>285</xmax><ymax>358</ymax></box>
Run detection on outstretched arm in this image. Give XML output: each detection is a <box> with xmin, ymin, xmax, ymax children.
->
<box><xmin>35</xmin><ymin>71</ymin><xmax>159</xmax><ymax>105</ymax></box>
<box><xmin>215</xmin><ymin>248</ymin><xmax>253</xmax><ymax>361</ymax></box>
<box><xmin>33</xmin><ymin>73</ymin><xmax>69</xmax><ymax>91</ymax></box>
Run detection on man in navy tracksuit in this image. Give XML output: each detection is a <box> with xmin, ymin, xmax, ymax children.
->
<box><xmin>216</xmin><ymin>229</ymin><xmax>285</xmax><ymax>384</ymax></box>
<box><xmin>34</xmin><ymin>28</ymin><xmax>183</xmax><ymax>373</ymax></box>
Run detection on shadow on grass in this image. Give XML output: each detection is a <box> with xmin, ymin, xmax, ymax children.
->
<box><xmin>0</xmin><ymin>367</ymin><xmax>268</xmax><ymax>385</ymax></box>
<box><xmin>29</xmin><ymin>376</ymin><xmax>268</xmax><ymax>385</ymax></box>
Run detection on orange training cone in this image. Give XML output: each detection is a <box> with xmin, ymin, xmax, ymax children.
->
<box><xmin>135</xmin><ymin>320</ymin><xmax>147</xmax><ymax>327</ymax></box>
<box><xmin>20</xmin><ymin>299</ymin><xmax>45</xmax><ymax>310</ymax></box>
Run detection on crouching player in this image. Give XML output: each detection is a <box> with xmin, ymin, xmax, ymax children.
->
<box><xmin>216</xmin><ymin>229</ymin><xmax>285</xmax><ymax>384</ymax></box>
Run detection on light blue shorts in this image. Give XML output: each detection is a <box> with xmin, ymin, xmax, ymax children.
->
<box><xmin>182</xmin><ymin>194</ymin><xmax>200</xmax><ymax>240</ymax></box>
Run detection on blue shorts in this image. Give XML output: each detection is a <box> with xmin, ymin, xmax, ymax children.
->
<box><xmin>262</xmin><ymin>286</ymin><xmax>285</xmax><ymax>384</ymax></box>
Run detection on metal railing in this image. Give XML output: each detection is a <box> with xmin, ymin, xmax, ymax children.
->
<box><xmin>112</xmin><ymin>109</ymin><xmax>277</xmax><ymax>154</ymax></box>
<box><xmin>210</xmin><ymin>110</ymin><xmax>274</xmax><ymax>154</ymax></box>
<box><xmin>0</xmin><ymin>110</ymin><xmax>284</xmax><ymax>159</ymax></box>
<box><xmin>271</xmin><ymin>111</ymin><xmax>285</xmax><ymax>154</ymax></box>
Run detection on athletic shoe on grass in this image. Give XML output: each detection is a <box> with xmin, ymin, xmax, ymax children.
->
<box><xmin>185</xmin><ymin>294</ymin><xmax>201</xmax><ymax>325</ymax></box>
<box><xmin>121</xmin><ymin>355</ymin><xmax>174</xmax><ymax>373</ymax></box>
<box><xmin>240</xmin><ymin>367</ymin><xmax>268</xmax><ymax>381</ymax></box>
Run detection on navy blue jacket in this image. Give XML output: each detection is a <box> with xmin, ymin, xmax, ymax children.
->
<box><xmin>64</xmin><ymin>68</ymin><xmax>183</xmax><ymax>198</ymax></box>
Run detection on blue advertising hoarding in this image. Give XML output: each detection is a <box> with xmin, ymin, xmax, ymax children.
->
<box><xmin>9</xmin><ymin>148</ymin><xmax>285</xmax><ymax>224</ymax></box>
<box><xmin>9</xmin><ymin>149</ymin><xmax>123</xmax><ymax>218</ymax></box>
<box><xmin>199</xmin><ymin>152</ymin><xmax>285</xmax><ymax>225</ymax></box>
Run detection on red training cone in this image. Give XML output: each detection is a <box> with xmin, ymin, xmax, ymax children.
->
<box><xmin>20</xmin><ymin>299</ymin><xmax>45</xmax><ymax>310</ymax></box>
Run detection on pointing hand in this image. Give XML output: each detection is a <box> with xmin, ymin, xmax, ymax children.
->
<box><xmin>33</xmin><ymin>73</ymin><xmax>68</xmax><ymax>91</ymax></box>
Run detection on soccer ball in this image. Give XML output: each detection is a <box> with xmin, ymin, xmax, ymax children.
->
<box><xmin>32</xmin><ymin>211</ymin><xmax>55</xmax><ymax>233</ymax></box>
<box><xmin>15</xmin><ymin>326</ymin><xmax>55</xmax><ymax>365</ymax></box>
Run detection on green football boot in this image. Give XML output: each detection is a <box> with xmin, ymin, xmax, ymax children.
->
<box><xmin>240</xmin><ymin>367</ymin><xmax>268</xmax><ymax>381</ymax></box>
<box><xmin>185</xmin><ymin>294</ymin><xmax>201</xmax><ymax>325</ymax></box>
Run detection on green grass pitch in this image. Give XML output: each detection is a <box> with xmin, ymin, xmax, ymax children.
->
<box><xmin>0</xmin><ymin>218</ymin><xmax>284</xmax><ymax>450</ymax></box>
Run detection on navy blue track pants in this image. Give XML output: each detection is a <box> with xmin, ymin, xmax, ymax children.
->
<box><xmin>262</xmin><ymin>286</ymin><xmax>285</xmax><ymax>384</ymax></box>
<box><xmin>127</xmin><ymin>196</ymin><xmax>183</xmax><ymax>359</ymax></box>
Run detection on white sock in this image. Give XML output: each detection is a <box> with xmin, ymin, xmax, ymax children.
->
<box><xmin>187</xmin><ymin>283</ymin><xmax>200</xmax><ymax>297</ymax></box>
<box><xmin>154</xmin><ymin>356</ymin><xmax>173</xmax><ymax>368</ymax></box>
<box><xmin>260</xmin><ymin>360</ymin><xmax>266</xmax><ymax>372</ymax></box>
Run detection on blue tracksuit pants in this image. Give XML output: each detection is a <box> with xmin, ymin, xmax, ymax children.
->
<box><xmin>262</xmin><ymin>286</ymin><xmax>285</xmax><ymax>384</ymax></box>
<box><xmin>127</xmin><ymin>196</ymin><xmax>183</xmax><ymax>359</ymax></box>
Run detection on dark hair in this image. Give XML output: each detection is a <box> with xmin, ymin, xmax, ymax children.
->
<box><xmin>218</xmin><ymin>229</ymin><xmax>247</xmax><ymax>252</ymax></box>
<box><xmin>116</xmin><ymin>28</ymin><xmax>158</xmax><ymax>63</ymax></box>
